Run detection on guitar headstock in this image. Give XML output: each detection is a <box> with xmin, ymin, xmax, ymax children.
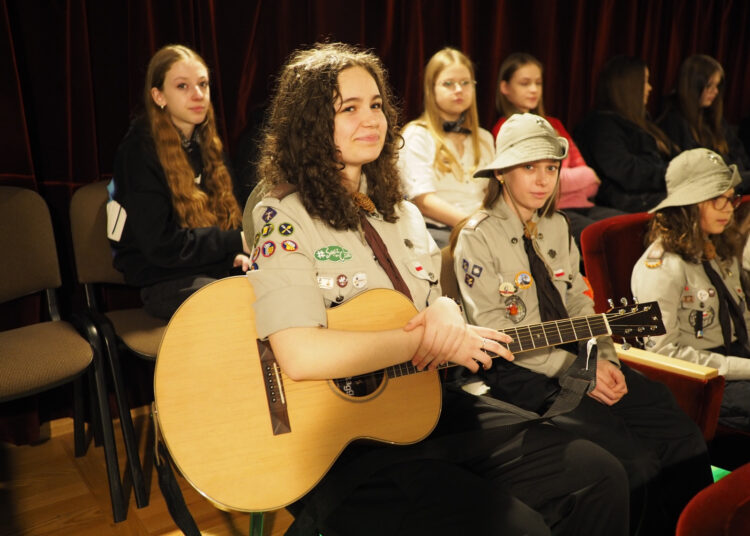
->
<box><xmin>605</xmin><ymin>300</ymin><xmax>666</xmax><ymax>338</ymax></box>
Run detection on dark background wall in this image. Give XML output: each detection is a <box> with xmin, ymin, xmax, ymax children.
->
<box><xmin>2</xmin><ymin>0</ymin><xmax>750</xmax><ymax>441</ymax></box>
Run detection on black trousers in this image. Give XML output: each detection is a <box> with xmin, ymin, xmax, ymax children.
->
<box><xmin>295</xmin><ymin>389</ymin><xmax>629</xmax><ymax>536</ymax></box>
<box><xmin>482</xmin><ymin>361</ymin><xmax>713</xmax><ymax>535</ymax></box>
<box><xmin>140</xmin><ymin>274</ymin><xmax>220</xmax><ymax>320</ymax></box>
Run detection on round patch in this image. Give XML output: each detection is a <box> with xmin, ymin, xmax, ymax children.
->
<box><xmin>515</xmin><ymin>271</ymin><xmax>533</xmax><ymax>289</ymax></box>
<box><xmin>253</xmin><ymin>232</ymin><xmax>260</xmax><ymax>247</ymax></box>
<box><xmin>688</xmin><ymin>307</ymin><xmax>715</xmax><ymax>329</ymax></box>
<box><xmin>249</xmin><ymin>262</ymin><xmax>259</xmax><ymax>271</ymax></box>
<box><xmin>336</xmin><ymin>274</ymin><xmax>348</xmax><ymax>288</ymax></box>
<box><xmin>499</xmin><ymin>281</ymin><xmax>517</xmax><ymax>296</ymax></box>
<box><xmin>696</xmin><ymin>289</ymin><xmax>710</xmax><ymax>302</ymax></box>
<box><xmin>251</xmin><ymin>247</ymin><xmax>260</xmax><ymax>262</ymax></box>
<box><xmin>281</xmin><ymin>240</ymin><xmax>298</xmax><ymax>252</ymax></box>
<box><xmin>261</xmin><ymin>241</ymin><xmax>276</xmax><ymax>257</ymax></box>
<box><xmin>279</xmin><ymin>222</ymin><xmax>294</xmax><ymax>236</ymax></box>
<box><xmin>504</xmin><ymin>295</ymin><xmax>527</xmax><ymax>323</ymax></box>
<box><xmin>261</xmin><ymin>223</ymin><xmax>274</xmax><ymax>237</ymax></box>
<box><xmin>352</xmin><ymin>272</ymin><xmax>367</xmax><ymax>289</ymax></box>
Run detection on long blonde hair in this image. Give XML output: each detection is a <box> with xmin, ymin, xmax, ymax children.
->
<box><xmin>144</xmin><ymin>44</ymin><xmax>240</xmax><ymax>229</ymax></box>
<box><xmin>407</xmin><ymin>47</ymin><xmax>485</xmax><ymax>178</ymax></box>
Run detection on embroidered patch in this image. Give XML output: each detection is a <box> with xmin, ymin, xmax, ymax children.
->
<box><xmin>412</xmin><ymin>261</ymin><xmax>424</xmax><ymax>272</ymax></box>
<box><xmin>709</xmin><ymin>288</ymin><xmax>716</xmax><ymax>297</ymax></box>
<box><xmin>464</xmin><ymin>273</ymin><xmax>475</xmax><ymax>287</ymax></box>
<box><xmin>261</xmin><ymin>241</ymin><xmax>276</xmax><ymax>257</ymax></box>
<box><xmin>515</xmin><ymin>271</ymin><xmax>533</xmax><ymax>289</ymax></box>
<box><xmin>253</xmin><ymin>232</ymin><xmax>260</xmax><ymax>247</ymax></box>
<box><xmin>352</xmin><ymin>272</ymin><xmax>367</xmax><ymax>289</ymax></box>
<box><xmin>318</xmin><ymin>276</ymin><xmax>334</xmax><ymax>289</ymax></box>
<box><xmin>249</xmin><ymin>262</ymin><xmax>258</xmax><ymax>271</ymax></box>
<box><xmin>471</xmin><ymin>264</ymin><xmax>483</xmax><ymax>277</ymax></box>
<box><xmin>279</xmin><ymin>222</ymin><xmax>294</xmax><ymax>236</ymax></box>
<box><xmin>262</xmin><ymin>207</ymin><xmax>277</xmax><ymax>223</ymax></box>
<box><xmin>337</xmin><ymin>274</ymin><xmax>348</xmax><ymax>288</ymax></box>
<box><xmin>682</xmin><ymin>295</ymin><xmax>694</xmax><ymax>304</ymax></box>
<box><xmin>689</xmin><ymin>307</ymin><xmax>715</xmax><ymax>328</ymax></box>
<box><xmin>281</xmin><ymin>240</ymin><xmax>298</xmax><ymax>252</ymax></box>
<box><xmin>251</xmin><ymin>247</ymin><xmax>260</xmax><ymax>262</ymax></box>
<box><xmin>313</xmin><ymin>246</ymin><xmax>352</xmax><ymax>262</ymax></box>
<box><xmin>462</xmin><ymin>259</ymin><xmax>470</xmax><ymax>273</ymax></box>
<box><xmin>505</xmin><ymin>295</ymin><xmax>527</xmax><ymax>323</ymax></box>
<box><xmin>261</xmin><ymin>223</ymin><xmax>274</xmax><ymax>237</ymax></box>
<box><xmin>696</xmin><ymin>289</ymin><xmax>710</xmax><ymax>302</ymax></box>
<box><xmin>553</xmin><ymin>268</ymin><xmax>565</xmax><ymax>278</ymax></box>
<box><xmin>645</xmin><ymin>259</ymin><xmax>662</xmax><ymax>268</ymax></box>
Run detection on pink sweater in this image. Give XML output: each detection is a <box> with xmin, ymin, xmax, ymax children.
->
<box><xmin>492</xmin><ymin>115</ymin><xmax>598</xmax><ymax>209</ymax></box>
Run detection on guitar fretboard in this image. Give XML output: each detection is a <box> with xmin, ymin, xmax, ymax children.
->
<box><xmin>386</xmin><ymin>313</ymin><xmax>609</xmax><ymax>378</ymax></box>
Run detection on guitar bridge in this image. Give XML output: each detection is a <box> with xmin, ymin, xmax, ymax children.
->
<box><xmin>258</xmin><ymin>340</ymin><xmax>291</xmax><ymax>435</ymax></box>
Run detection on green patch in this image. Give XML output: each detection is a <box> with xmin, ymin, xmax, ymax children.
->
<box><xmin>313</xmin><ymin>245</ymin><xmax>352</xmax><ymax>262</ymax></box>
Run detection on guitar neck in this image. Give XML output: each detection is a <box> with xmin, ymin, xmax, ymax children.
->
<box><xmin>387</xmin><ymin>313</ymin><xmax>610</xmax><ymax>378</ymax></box>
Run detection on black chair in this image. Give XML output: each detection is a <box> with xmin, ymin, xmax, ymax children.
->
<box><xmin>0</xmin><ymin>186</ymin><xmax>127</xmax><ymax>522</ymax></box>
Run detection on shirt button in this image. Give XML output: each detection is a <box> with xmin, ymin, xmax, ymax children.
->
<box><xmin>511</xmin><ymin>237</ymin><xmax>518</xmax><ymax>244</ymax></box>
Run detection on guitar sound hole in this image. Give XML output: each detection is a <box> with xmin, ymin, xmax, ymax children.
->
<box><xmin>332</xmin><ymin>371</ymin><xmax>385</xmax><ymax>398</ymax></box>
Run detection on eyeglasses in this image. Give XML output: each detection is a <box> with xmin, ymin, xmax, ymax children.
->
<box><xmin>710</xmin><ymin>193</ymin><xmax>742</xmax><ymax>210</ymax></box>
<box><xmin>437</xmin><ymin>79</ymin><xmax>475</xmax><ymax>90</ymax></box>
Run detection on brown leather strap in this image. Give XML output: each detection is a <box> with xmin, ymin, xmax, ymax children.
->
<box><xmin>358</xmin><ymin>213</ymin><xmax>413</xmax><ymax>301</ymax></box>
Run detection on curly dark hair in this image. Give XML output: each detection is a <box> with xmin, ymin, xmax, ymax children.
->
<box><xmin>647</xmin><ymin>204</ymin><xmax>743</xmax><ymax>265</ymax></box>
<box><xmin>257</xmin><ymin>42</ymin><xmax>403</xmax><ymax>230</ymax></box>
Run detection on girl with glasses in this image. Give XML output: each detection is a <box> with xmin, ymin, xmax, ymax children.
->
<box><xmin>632</xmin><ymin>148</ymin><xmax>750</xmax><ymax>431</ymax></box>
<box><xmin>398</xmin><ymin>48</ymin><xmax>494</xmax><ymax>247</ymax></box>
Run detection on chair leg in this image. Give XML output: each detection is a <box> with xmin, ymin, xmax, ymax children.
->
<box><xmin>250</xmin><ymin>512</ymin><xmax>264</xmax><ymax>536</ymax></box>
<box><xmin>86</xmin><ymin>367</ymin><xmax>104</xmax><ymax>447</ymax></box>
<box><xmin>100</xmin><ymin>320</ymin><xmax>149</xmax><ymax>509</ymax></box>
<box><xmin>86</xmin><ymin>324</ymin><xmax>128</xmax><ymax>523</ymax></box>
<box><xmin>73</xmin><ymin>374</ymin><xmax>87</xmax><ymax>456</ymax></box>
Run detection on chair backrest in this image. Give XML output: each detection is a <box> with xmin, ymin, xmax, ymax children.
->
<box><xmin>0</xmin><ymin>186</ymin><xmax>61</xmax><ymax>303</ymax></box>
<box><xmin>579</xmin><ymin>212</ymin><xmax>653</xmax><ymax>313</ymax></box>
<box><xmin>439</xmin><ymin>246</ymin><xmax>460</xmax><ymax>301</ymax></box>
<box><xmin>70</xmin><ymin>181</ymin><xmax>125</xmax><ymax>285</ymax></box>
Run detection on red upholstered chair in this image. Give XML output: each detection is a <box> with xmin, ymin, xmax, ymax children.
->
<box><xmin>580</xmin><ymin>213</ymin><xmax>725</xmax><ymax>441</ymax></box>
<box><xmin>676</xmin><ymin>462</ymin><xmax>750</xmax><ymax>535</ymax></box>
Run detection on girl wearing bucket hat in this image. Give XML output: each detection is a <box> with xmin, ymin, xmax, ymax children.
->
<box><xmin>632</xmin><ymin>148</ymin><xmax>750</xmax><ymax>431</ymax></box>
<box><xmin>398</xmin><ymin>48</ymin><xmax>494</xmax><ymax>247</ymax></box>
<box><xmin>453</xmin><ymin>113</ymin><xmax>712</xmax><ymax>533</ymax></box>
<box><xmin>490</xmin><ymin>53</ymin><xmax>623</xmax><ymax>244</ymax></box>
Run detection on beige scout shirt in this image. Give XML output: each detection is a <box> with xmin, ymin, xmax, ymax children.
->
<box><xmin>245</xmin><ymin>189</ymin><xmax>441</xmax><ymax>340</ymax></box>
<box><xmin>398</xmin><ymin>124</ymin><xmax>493</xmax><ymax>227</ymax></box>
<box><xmin>632</xmin><ymin>240</ymin><xmax>750</xmax><ymax>380</ymax></box>
<box><xmin>454</xmin><ymin>198</ymin><xmax>618</xmax><ymax>378</ymax></box>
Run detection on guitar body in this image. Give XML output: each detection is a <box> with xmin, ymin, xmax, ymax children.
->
<box><xmin>153</xmin><ymin>276</ymin><xmax>441</xmax><ymax>512</ymax></box>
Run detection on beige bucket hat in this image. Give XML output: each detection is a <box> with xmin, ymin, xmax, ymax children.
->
<box><xmin>649</xmin><ymin>149</ymin><xmax>740</xmax><ymax>213</ymax></box>
<box><xmin>474</xmin><ymin>113</ymin><xmax>568</xmax><ymax>178</ymax></box>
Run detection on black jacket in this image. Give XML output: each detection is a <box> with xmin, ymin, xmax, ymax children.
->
<box><xmin>575</xmin><ymin>111</ymin><xmax>669</xmax><ymax>213</ymax></box>
<box><xmin>657</xmin><ymin>102</ymin><xmax>750</xmax><ymax>194</ymax></box>
<box><xmin>110</xmin><ymin>117</ymin><xmax>242</xmax><ymax>287</ymax></box>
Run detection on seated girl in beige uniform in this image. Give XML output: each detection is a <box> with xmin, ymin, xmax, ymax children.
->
<box><xmin>454</xmin><ymin>113</ymin><xmax>712</xmax><ymax>534</ymax></box>
<box><xmin>632</xmin><ymin>148</ymin><xmax>750</xmax><ymax>431</ymax></box>
<box><xmin>244</xmin><ymin>43</ymin><xmax>630</xmax><ymax>536</ymax></box>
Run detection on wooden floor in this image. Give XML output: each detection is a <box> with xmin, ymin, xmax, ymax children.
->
<box><xmin>0</xmin><ymin>408</ymin><xmax>294</xmax><ymax>535</ymax></box>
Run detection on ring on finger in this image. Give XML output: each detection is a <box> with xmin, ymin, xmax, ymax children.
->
<box><xmin>481</xmin><ymin>337</ymin><xmax>487</xmax><ymax>350</ymax></box>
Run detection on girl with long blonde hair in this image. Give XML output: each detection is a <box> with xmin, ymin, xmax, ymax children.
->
<box><xmin>398</xmin><ymin>47</ymin><xmax>494</xmax><ymax>246</ymax></box>
<box><xmin>109</xmin><ymin>44</ymin><xmax>249</xmax><ymax>319</ymax></box>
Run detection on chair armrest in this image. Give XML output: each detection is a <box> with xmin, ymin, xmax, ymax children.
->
<box><xmin>615</xmin><ymin>343</ymin><xmax>719</xmax><ymax>381</ymax></box>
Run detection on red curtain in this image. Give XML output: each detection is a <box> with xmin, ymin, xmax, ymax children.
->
<box><xmin>2</xmin><ymin>0</ymin><xmax>750</xmax><ymax>442</ymax></box>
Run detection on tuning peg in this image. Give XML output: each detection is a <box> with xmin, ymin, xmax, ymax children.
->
<box><xmin>632</xmin><ymin>296</ymin><xmax>639</xmax><ymax>304</ymax></box>
<box><xmin>621</xmin><ymin>341</ymin><xmax>631</xmax><ymax>350</ymax></box>
<box><xmin>608</xmin><ymin>298</ymin><xmax>615</xmax><ymax>309</ymax></box>
<box><xmin>646</xmin><ymin>337</ymin><xmax>656</xmax><ymax>348</ymax></box>
<box><xmin>620</xmin><ymin>297</ymin><xmax>628</xmax><ymax>306</ymax></box>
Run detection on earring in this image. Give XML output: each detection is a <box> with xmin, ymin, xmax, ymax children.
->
<box><xmin>160</xmin><ymin>104</ymin><xmax>165</xmax><ymax>110</ymax></box>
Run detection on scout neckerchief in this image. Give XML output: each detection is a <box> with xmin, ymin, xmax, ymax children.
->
<box><xmin>442</xmin><ymin>112</ymin><xmax>471</xmax><ymax>134</ymax></box>
<box><xmin>351</xmin><ymin>191</ymin><xmax>414</xmax><ymax>302</ymax></box>
<box><xmin>701</xmin><ymin>243</ymin><xmax>750</xmax><ymax>353</ymax></box>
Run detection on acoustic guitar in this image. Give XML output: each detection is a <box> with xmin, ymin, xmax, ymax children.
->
<box><xmin>153</xmin><ymin>276</ymin><xmax>664</xmax><ymax>513</ymax></box>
